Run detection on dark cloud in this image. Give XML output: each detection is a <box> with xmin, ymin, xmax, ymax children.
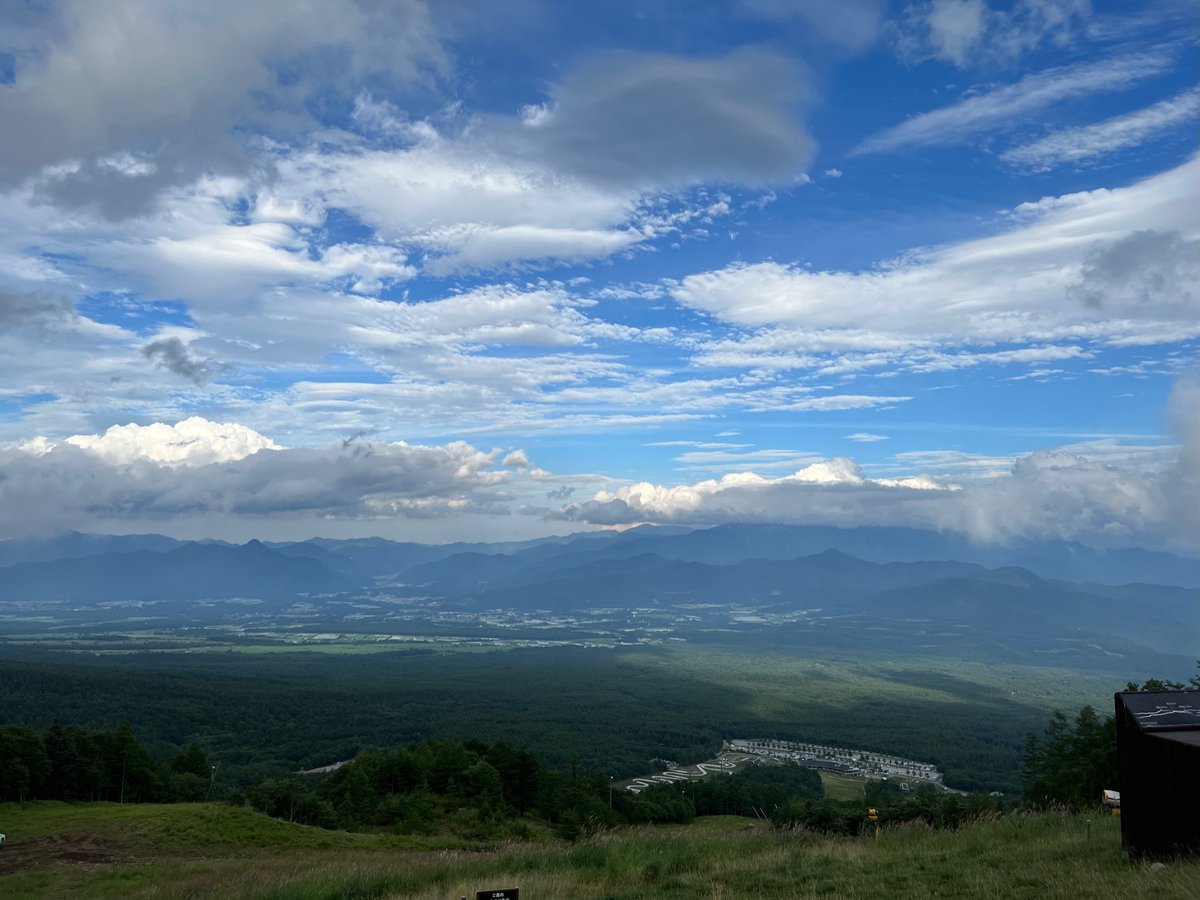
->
<box><xmin>1070</xmin><ymin>229</ymin><xmax>1199</xmax><ymax>314</ymax></box>
<box><xmin>500</xmin><ymin>49</ymin><xmax>816</xmax><ymax>190</ymax></box>
<box><xmin>0</xmin><ymin>437</ymin><xmax>509</xmax><ymax>536</ymax></box>
<box><xmin>0</xmin><ymin>288</ymin><xmax>73</xmax><ymax>329</ymax></box>
<box><xmin>0</xmin><ymin>0</ymin><xmax>446</xmax><ymax>215</ymax></box>
<box><xmin>141</xmin><ymin>338</ymin><xmax>216</xmax><ymax>385</ymax></box>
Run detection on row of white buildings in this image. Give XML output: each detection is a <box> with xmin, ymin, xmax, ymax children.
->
<box><xmin>725</xmin><ymin>738</ymin><xmax>944</xmax><ymax>783</ymax></box>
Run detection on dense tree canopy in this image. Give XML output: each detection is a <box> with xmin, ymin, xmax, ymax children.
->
<box><xmin>0</xmin><ymin>722</ymin><xmax>207</xmax><ymax>803</ymax></box>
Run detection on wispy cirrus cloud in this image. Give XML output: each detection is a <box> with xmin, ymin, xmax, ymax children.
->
<box><xmin>674</xmin><ymin>158</ymin><xmax>1199</xmax><ymax>367</ymax></box>
<box><xmin>1001</xmin><ymin>88</ymin><xmax>1200</xmax><ymax>171</ymax></box>
<box><xmin>735</xmin><ymin>0</ymin><xmax>887</xmax><ymax>53</ymax></box>
<box><xmin>852</xmin><ymin>51</ymin><xmax>1174</xmax><ymax>156</ymax></box>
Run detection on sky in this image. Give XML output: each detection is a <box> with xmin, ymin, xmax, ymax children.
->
<box><xmin>0</xmin><ymin>0</ymin><xmax>1196</xmax><ymax>551</ymax></box>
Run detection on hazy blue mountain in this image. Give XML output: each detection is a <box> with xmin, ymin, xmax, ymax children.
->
<box><xmin>427</xmin><ymin>547</ymin><xmax>1196</xmax><ymax>658</ymax></box>
<box><xmin>443</xmin><ymin>549</ymin><xmax>1005</xmax><ymax>609</ymax></box>
<box><xmin>416</xmin><ymin>549</ymin><xmax>990</xmax><ymax>601</ymax></box>
<box><xmin>0</xmin><ymin>540</ymin><xmax>355</xmax><ymax>602</ymax></box>
<box><xmin>601</xmin><ymin>524</ymin><xmax>1198</xmax><ymax>587</ymax></box>
<box><xmin>456</xmin><ymin>524</ymin><xmax>1199</xmax><ymax>588</ymax></box>
<box><xmin>0</xmin><ymin>530</ymin><xmax>184</xmax><ymax>566</ymax></box>
<box><xmin>20</xmin><ymin>525</ymin><xmax>1187</xmax><ymax>588</ymax></box>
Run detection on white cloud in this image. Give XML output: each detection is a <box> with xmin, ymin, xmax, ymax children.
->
<box><xmin>502</xmin><ymin>449</ymin><xmax>530</xmax><ymax>468</ymax></box>
<box><xmin>853</xmin><ymin>50</ymin><xmax>1172</xmax><ymax>155</ymax></box>
<box><xmin>847</xmin><ymin>432</ymin><xmax>889</xmax><ymax>442</ymax></box>
<box><xmin>421</xmin><ymin>225</ymin><xmax>643</xmax><ymax>276</ymax></box>
<box><xmin>62</xmin><ymin>417</ymin><xmax>279</xmax><ymax>466</ymax></box>
<box><xmin>780</xmin><ymin>394</ymin><xmax>911</xmax><ymax>411</ymax></box>
<box><xmin>1002</xmin><ymin>88</ymin><xmax>1200</xmax><ymax>171</ymax></box>
<box><xmin>918</xmin><ymin>0</ymin><xmax>988</xmax><ymax>67</ymax></box>
<box><xmin>1</xmin><ymin>419</ymin><xmax>515</xmax><ymax>535</ymax></box>
<box><xmin>886</xmin><ymin>448</ymin><xmax>1020</xmax><ymax>478</ymax></box>
<box><xmin>735</xmin><ymin>0</ymin><xmax>887</xmax><ymax>52</ymax></box>
<box><xmin>562</xmin><ymin>456</ymin><xmax>956</xmax><ymax>526</ymax></box>
<box><xmin>561</xmin><ymin>433</ymin><xmax>1197</xmax><ymax>551</ymax></box>
<box><xmin>895</xmin><ymin>0</ymin><xmax>1091</xmax><ymax>69</ymax></box>
<box><xmin>673</xmin><ymin>158</ymin><xmax>1199</xmax><ymax>361</ymax></box>
<box><xmin>673</xmin><ymin>447</ymin><xmax>826</xmax><ymax>472</ymax></box>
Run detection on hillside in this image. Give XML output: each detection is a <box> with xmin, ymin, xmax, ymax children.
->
<box><xmin>1</xmin><ymin>802</ymin><xmax>1195</xmax><ymax>898</ymax></box>
<box><xmin>0</xmin><ymin>541</ymin><xmax>354</xmax><ymax>602</ymax></box>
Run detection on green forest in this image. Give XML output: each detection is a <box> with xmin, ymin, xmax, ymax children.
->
<box><xmin>0</xmin><ymin>643</ymin><xmax>1133</xmax><ymax>794</ymax></box>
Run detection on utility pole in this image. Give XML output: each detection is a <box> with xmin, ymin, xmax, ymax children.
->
<box><xmin>207</xmin><ymin>762</ymin><xmax>220</xmax><ymax>801</ymax></box>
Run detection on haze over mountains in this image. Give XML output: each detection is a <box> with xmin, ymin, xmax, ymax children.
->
<box><xmin>2</xmin><ymin>523</ymin><xmax>1195</xmax><ymax>591</ymax></box>
<box><xmin>1</xmin><ymin>525</ymin><xmax>1195</xmax><ymax>667</ymax></box>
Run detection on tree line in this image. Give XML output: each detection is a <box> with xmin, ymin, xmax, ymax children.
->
<box><xmin>0</xmin><ymin>722</ymin><xmax>213</xmax><ymax>804</ymax></box>
<box><xmin>1021</xmin><ymin>666</ymin><xmax>1200</xmax><ymax>811</ymax></box>
<box><xmin>6</xmin><ymin>664</ymin><xmax>1194</xmax><ymax>839</ymax></box>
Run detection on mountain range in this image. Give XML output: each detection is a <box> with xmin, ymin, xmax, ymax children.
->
<box><xmin>1</xmin><ymin>525</ymin><xmax>1195</xmax><ymax>663</ymax></box>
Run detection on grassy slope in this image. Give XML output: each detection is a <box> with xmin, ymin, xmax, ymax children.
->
<box><xmin>819</xmin><ymin>772</ymin><xmax>866</xmax><ymax>801</ymax></box>
<box><xmin>1</xmin><ymin>802</ymin><xmax>1196</xmax><ymax>899</ymax></box>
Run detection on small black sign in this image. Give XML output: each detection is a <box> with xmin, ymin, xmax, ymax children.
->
<box><xmin>476</xmin><ymin>890</ymin><xmax>519</xmax><ymax>900</ymax></box>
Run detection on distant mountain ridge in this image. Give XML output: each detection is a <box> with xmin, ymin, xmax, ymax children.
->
<box><xmin>2</xmin><ymin>524</ymin><xmax>1194</xmax><ymax>588</ymax></box>
<box><xmin>0</xmin><ymin>540</ymin><xmax>352</xmax><ymax>602</ymax></box>
<box><xmin>0</xmin><ymin>524</ymin><xmax>1195</xmax><ymax>607</ymax></box>
<box><xmin>1</xmin><ymin>525</ymin><xmax>1194</xmax><ymax>663</ymax></box>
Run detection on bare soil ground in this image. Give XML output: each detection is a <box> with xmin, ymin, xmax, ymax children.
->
<box><xmin>0</xmin><ymin>832</ymin><xmax>165</xmax><ymax>875</ymax></box>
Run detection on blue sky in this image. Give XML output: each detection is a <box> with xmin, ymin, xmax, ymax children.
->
<box><xmin>0</xmin><ymin>0</ymin><xmax>1196</xmax><ymax>549</ymax></box>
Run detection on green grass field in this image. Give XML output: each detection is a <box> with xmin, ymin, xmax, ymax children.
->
<box><xmin>819</xmin><ymin>772</ymin><xmax>866</xmax><ymax>801</ymax></box>
<box><xmin>1</xmin><ymin>801</ymin><xmax>1195</xmax><ymax>899</ymax></box>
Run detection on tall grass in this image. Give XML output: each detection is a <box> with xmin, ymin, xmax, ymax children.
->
<box><xmin>1</xmin><ymin>803</ymin><xmax>1195</xmax><ymax>899</ymax></box>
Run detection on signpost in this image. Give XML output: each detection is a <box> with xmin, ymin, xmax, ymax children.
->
<box><xmin>475</xmin><ymin>890</ymin><xmax>519</xmax><ymax>900</ymax></box>
<box><xmin>868</xmin><ymin>807</ymin><xmax>879</xmax><ymax>839</ymax></box>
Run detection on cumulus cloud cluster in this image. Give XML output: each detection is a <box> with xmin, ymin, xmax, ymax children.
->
<box><xmin>6</xmin><ymin>390</ymin><xmax>1191</xmax><ymax>552</ymax></box>
<box><xmin>0</xmin><ymin>0</ymin><xmax>1193</xmax><ymax>555</ymax></box>
<box><xmin>60</xmin><ymin>417</ymin><xmax>279</xmax><ymax>467</ymax></box>
<box><xmin>1</xmin><ymin>418</ymin><xmax>518</xmax><ymax>536</ymax></box>
<box><xmin>0</xmin><ymin>0</ymin><xmax>445</xmax><ymax>214</ymax></box>
<box><xmin>560</xmin><ymin>441</ymin><xmax>1195</xmax><ymax>554</ymax></box>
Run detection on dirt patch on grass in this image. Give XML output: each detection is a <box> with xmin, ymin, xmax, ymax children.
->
<box><xmin>0</xmin><ymin>832</ymin><xmax>159</xmax><ymax>875</ymax></box>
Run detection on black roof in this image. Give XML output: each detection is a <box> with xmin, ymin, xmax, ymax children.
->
<box><xmin>1115</xmin><ymin>690</ymin><xmax>1200</xmax><ymax>732</ymax></box>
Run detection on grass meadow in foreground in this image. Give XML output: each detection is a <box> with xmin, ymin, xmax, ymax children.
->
<box><xmin>1</xmin><ymin>802</ymin><xmax>1197</xmax><ymax>899</ymax></box>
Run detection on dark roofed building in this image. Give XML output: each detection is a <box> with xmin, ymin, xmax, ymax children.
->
<box><xmin>798</xmin><ymin>757</ymin><xmax>860</xmax><ymax>775</ymax></box>
<box><xmin>1114</xmin><ymin>690</ymin><xmax>1200</xmax><ymax>858</ymax></box>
